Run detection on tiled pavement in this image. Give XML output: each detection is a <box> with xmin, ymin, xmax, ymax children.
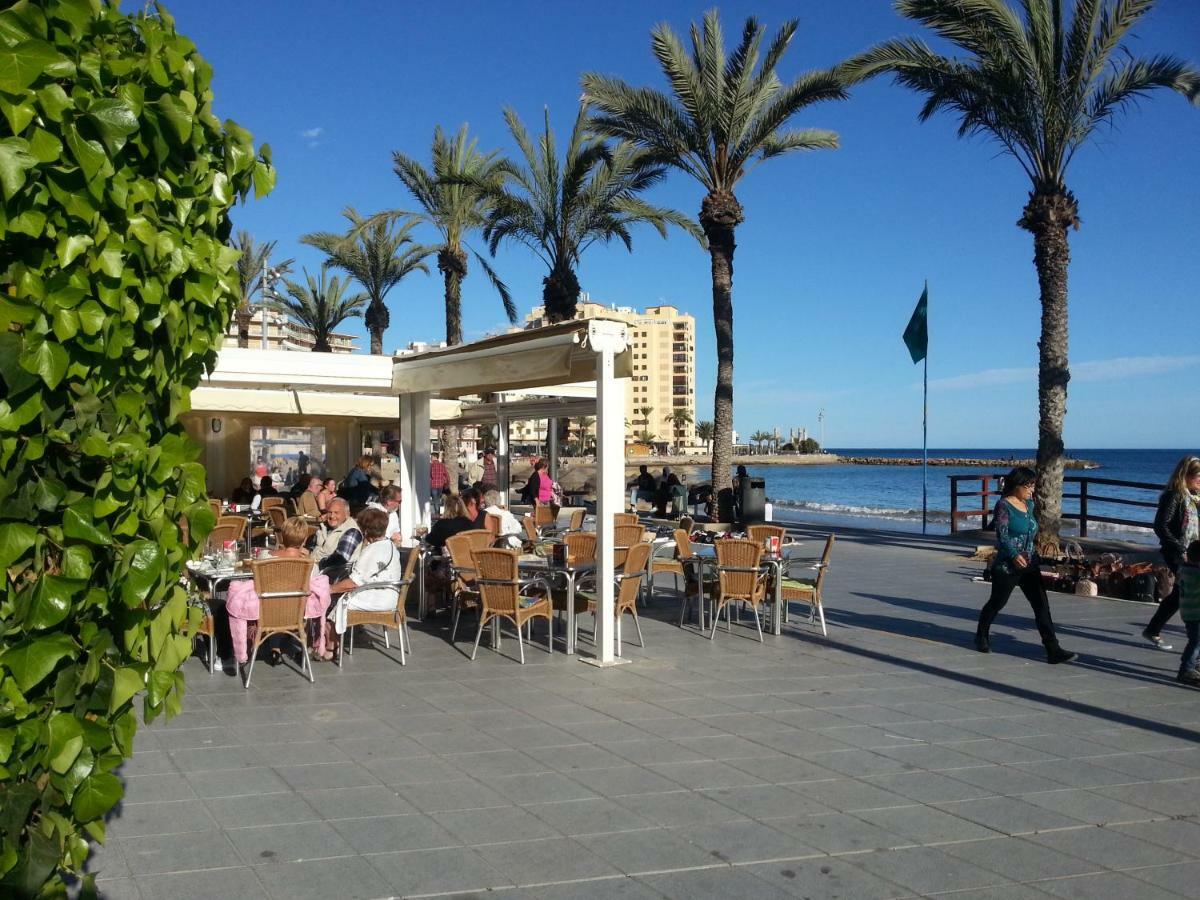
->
<box><xmin>94</xmin><ymin>526</ymin><xmax>1200</xmax><ymax>898</ymax></box>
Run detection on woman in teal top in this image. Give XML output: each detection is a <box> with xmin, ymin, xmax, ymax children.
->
<box><xmin>976</xmin><ymin>467</ymin><xmax>1075</xmax><ymax>664</ymax></box>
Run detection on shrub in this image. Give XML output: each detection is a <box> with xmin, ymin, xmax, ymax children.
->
<box><xmin>0</xmin><ymin>1</ymin><xmax>273</xmax><ymax>894</ymax></box>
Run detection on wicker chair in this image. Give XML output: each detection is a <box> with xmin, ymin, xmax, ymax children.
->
<box><xmin>651</xmin><ymin>528</ymin><xmax>692</xmax><ymax>605</ymax></box>
<box><xmin>747</xmin><ymin>524</ymin><xmax>787</xmax><ymax>548</ymax></box>
<box><xmin>550</xmin><ymin>532</ymin><xmax>598</xmax><ymax>624</ymax></box>
<box><xmin>242</xmin><ymin>558</ymin><xmax>315</xmax><ymax>687</ymax></box>
<box><xmin>778</xmin><ymin>534</ymin><xmax>834</xmax><ymax>636</ymax></box>
<box><xmin>208</xmin><ymin>498</ymin><xmax>223</xmax><ymax>520</ymax></box>
<box><xmin>521</xmin><ymin>516</ymin><xmax>540</xmax><ymax>549</ymax></box>
<box><xmin>205</xmin><ymin>523</ymin><xmax>243</xmax><ymax>553</ymax></box>
<box><xmin>533</xmin><ymin>505</ymin><xmax>556</xmax><ymax>531</ymax></box>
<box><xmin>183</xmin><ymin>594</ymin><xmax>218</xmax><ymax>674</ymax></box>
<box><xmin>447</xmin><ymin>530</ymin><xmax>493</xmax><ymax>643</ymax></box>
<box><xmin>575</xmin><ymin>541</ymin><xmax>651</xmax><ymax>654</ymax></box>
<box><xmin>260</xmin><ymin>496</ymin><xmax>284</xmax><ymax>513</ymax></box>
<box><xmin>484</xmin><ymin>512</ymin><xmax>501</xmax><ymax>541</ymax></box>
<box><xmin>612</xmin><ymin>523</ymin><xmax>645</xmax><ymax>569</ymax></box>
<box><xmin>710</xmin><ymin>538</ymin><xmax>768</xmax><ymax>642</ymax></box>
<box><xmin>266</xmin><ymin>505</ymin><xmax>288</xmax><ymax>532</ymax></box>
<box><xmin>336</xmin><ymin>545</ymin><xmax>420</xmax><ymax>667</ymax></box>
<box><xmin>614</xmin><ymin>512</ymin><xmax>640</xmax><ymax>527</ymax></box>
<box><xmin>469</xmin><ymin>548</ymin><xmax>553</xmax><ymax>664</ymax></box>
<box><xmin>216</xmin><ymin>516</ymin><xmax>248</xmax><ymax>542</ymax></box>
<box><xmin>566</xmin><ymin>508</ymin><xmax>586</xmax><ymax>531</ymax></box>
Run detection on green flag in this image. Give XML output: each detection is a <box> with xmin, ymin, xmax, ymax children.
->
<box><xmin>903</xmin><ymin>285</ymin><xmax>928</xmax><ymax>364</ymax></box>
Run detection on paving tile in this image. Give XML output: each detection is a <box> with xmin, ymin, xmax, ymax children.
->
<box><xmin>490</xmin><ymin>771</ymin><xmax>599</xmax><ymax>804</ymax></box>
<box><xmin>527</xmin><ymin>742</ymin><xmax>635</xmax><ymax>772</ymax></box>
<box><xmin>864</xmin><ymin>771</ymin><xmax>997</xmax><ymax>804</ymax></box>
<box><xmin>230</xmin><ymin>820</ymin><xmax>355</xmax><ymax>865</ymax></box>
<box><xmin>639</xmin><ymin>865</ymin><xmax>794</xmax><ymax>898</ymax></box>
<box><xmin>272</xmin><ymin>762</ymin><xmax>380</xmax><ymax>792</ymax></box>
<box><xmin>205</xmin><ymin>793</ymin><xmax>321</xmax><ymax>828</ymax></box>
<box><xmin>433</xmin><ymin>804</ymin><xmax>561</xmax><ymax>844</ymax></box>
<box><xmin>853</xmin><ymin>804</ymin><xmax>1001</xmax><ymax>844</ymax></box>
<box><xmin>1025</xmin><ymin>826</ymin><xmax>1190</xmax><ymax>869</ymax></box>
<box><xmin>789</xmin><ymin>778</ymin><xmax>914</xmax><ymax>812</ymax></box>
<box><xmin>764</xmin><ymin>813</ymin><xmax>910</xmax><ymax>854</ymax></box>
<box><xmin>674</xmin><ymin>818</ymin><xmax>823</xmax><ymax>864</ymax></box>
<box><xmin>1108</xmin><ymin>819</ymin><xmax>1200</xmax><ymax>859</ymax></box>
<box><xmin>85</xmin><ymin>838</ymin><xmax>130</xmax><ymax>880</ymax></box>
<box><xmin>106</xmin><ymin>799</ymin><xmax>216</xmax><ymax>839</ymax></box>
<box><xmin>932</xmin><ymin>797</ymin><xmax>1085</xmax><ymax>836</ymax></box>
<box><xmin>91</xmin><ymin>877</ymin><xmax>142</xmax><ymax>900</ymax></box>
<box><xmin>529</xmin><ymin>875</ymin><xmax>665</xmax><ymax>898</ymax></box>
<box><xmin>570</xmin><ymin>764</ymin><xmax>687</xmax><ymax>797</ymax></box>
<box><xmin>1125</xmin><ymin>860</ymin><xmax>1200</xmax><ymax>895</ymax></box>
<box><xmin>118</xmin><ymin>773</ymin><xmax>199</xmax><ymax>803</ymax></box>
<box><xmin>940</xmin><ymin>835</ymin><xmax>1103</xmax><ymax>881</ymax></box>
<box><xmin>121</xmin><ymin>830</ymin><xmax>242</xmax><ymax>875</ymax></box>
<box><xmin>1017</xmin><ymin>788</ymin><xmax>1161</xmax><ymax>825</ymax></box>
<box><xmin>701</xmin><ymin>783</ymin><xmax>833</xmax><ymax>819</ymax></box>
<box><xmin>397</xmin><ymin>776</ymin><xmax>512</xmax><ymax>812</ymax></box>
<box><xmin>616</xmin><ymin>790</ymin><xmax>749</xmax><ymax>827</ymax></box>
<box><xmin>134</xmin><ymin>866</ymin><xmax>265</xmax><ymax>899</ymax></box>
<box><xmin>254</xmin><ymin>856</ymin><xmax>393</xmax><ymax>900</ymax></box>
<box><xmin>525</xmin><ymin>797</ymin><xmax>657</xmax><ymax>837</ymax></box>
<box><xmin>853</xmin><ymin>845</ymin><xmax>1011</xmax><ymax>894</ymax></box>
<box><xmin>167</xmin><ymin>744</ymin><xmax>264</xmax><ymax>772</ymax></box>
<box><xmin>742</xmin><ymin>857</ymin><xmax>916</xmax><ymax>899</ymax></box>
<box><xmin>585</xmin><ymin>826</ymin><xmax>722</xmax><ymax>873</ymax></box>
<box><xmin>298</xmin><ymin>785</ymin><xmax>416</xmax><ymax>820</ymax></box>
<box><xmin>183</xmin><ymin>766</ymin><xmax>291</xmax><ymax>799</ymax></box>
<box><xmin>474</xmin><ymin>836</ymin><xmax>622</xmax><ymax>884</ymax></box>
<box><xmin>330</xmin><ymin>812</ymin><xmax>460</xmax><ymax>853</ymax></box>
<box><xmin>1033</xmin><ymin>870</ymin><xmax>1183</xmax><ymax>900</ymax></box>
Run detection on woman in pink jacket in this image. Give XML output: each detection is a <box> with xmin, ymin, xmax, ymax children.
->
<box><xmin>226</xmin><ymin>517</ymin><xmax>331</xmax><ymax>666</ymax></box>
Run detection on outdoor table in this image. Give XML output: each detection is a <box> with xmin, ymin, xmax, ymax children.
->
<box><xmin>683</xmin><ymin>541</ymin><xmax>809</xmax><ymax>636</ymax></box>
<box><xmin>517</xmin><ymin>554</ymin><xmax>595</xmax><ymax>655</ymax></box>
<box><xmin>185</xmin><ymin>558</ymin><xmax>254</xmax><ymax>668</ymax></box>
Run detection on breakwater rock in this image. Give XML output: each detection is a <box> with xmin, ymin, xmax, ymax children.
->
<box><xmin>840</xmin><ymin>457</ymin><xmax>1099</xmax><ymax>469</ymax></box>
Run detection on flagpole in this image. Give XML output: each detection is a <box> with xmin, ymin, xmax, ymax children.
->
<box><xmin>922</xmin><ymin>280</ymin><xmax>928</xmax><ymax>535</ymax></box>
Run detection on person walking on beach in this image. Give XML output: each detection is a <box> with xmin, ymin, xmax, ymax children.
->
<box><xmin>975</xmin><ymin>467</ymin><xmax>1076</xmax><ymax>664</ymax></box>
<box><xmin>1141</xmin><ymin>455</ymin><xmax>1200</xmax><ymax>651</ymax></box>
<box><xmin>1174</xmin><ymin>541</ymin><xmax>1200</xmax><ymax>686</ymax></box>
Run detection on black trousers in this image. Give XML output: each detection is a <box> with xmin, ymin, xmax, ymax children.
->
<box><xmin>1146</xmin><ymin>557</ymin><xmax>1181</xmax><ymax>636</ymax></box>
<box><xmin>978</xmin><ymin>563</ymin><xmax>1060</xmax><ymax>648</ymax></box>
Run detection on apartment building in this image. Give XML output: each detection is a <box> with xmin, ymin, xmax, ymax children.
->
<box><xmin>223</xmin><ymin>308</ymin><xmax>359</xmax><ymax>353</ymax></box>
<box><xmin>525</xmin><ymin>297</ymin><xmax>697</xmax><ymax>448</ymax></box>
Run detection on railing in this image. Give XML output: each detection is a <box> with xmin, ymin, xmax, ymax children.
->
<box><xmin>948</xmin><ymin>474</ymin><xmax>1162</xmax><ymax>536</ymax></box>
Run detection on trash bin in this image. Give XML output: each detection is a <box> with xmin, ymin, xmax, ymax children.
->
<box><xmin>739</xmin><ymin>477</ymin><xmax>766</xmax><ymax>525</ymax></box>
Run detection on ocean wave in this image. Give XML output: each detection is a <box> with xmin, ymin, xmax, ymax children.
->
<box><xmin>770</xmin><ymin>499</ymin><xmax>953</xmax><ymax>524</ymax></box>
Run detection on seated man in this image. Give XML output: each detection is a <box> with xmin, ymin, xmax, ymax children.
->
<box><xmin>365</xmin><ymin>484</ymin><xmax>406</xmax><ymax>545</ymax></box>
<box><xmin>631</xmin><ymin>465</ymin><xmax>657</xmax><ymax>508</ymax></box>
<box><xmin>296</xmin><ymin>475</ymin><xmax>323</xmax><ymax>519</ymax></box>
<box><xmin>230</xmin><ymin>477</ymin><xmax>256</xmax><ymax>505</ymax></box>
<box><xmin>307</xmin><ymin>497</ymin><xmax>362</xmax><ymax>580</ymax></box>
<box><xmin>257</xmin><ymin>475</ymin><xmax>280</xmax><ymax>499</ymax></box>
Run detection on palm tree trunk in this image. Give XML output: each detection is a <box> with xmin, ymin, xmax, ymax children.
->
<box><xmin>438</xmin><ymin>247</ymin><xmax>468</xmax><ymax>345</ymax></box>
<box><xmin>1019</xmin><ymin>189</ymin><xmax>1078</xmax><ymax>550</ymax></box>
<box><xmin>234</xmin><ymin>303</ymin><xmax>252</xmax><ymax>349</ymax></box>
<box><xmin>700</xmin><ymin>190</ymin><xmax>744</xmax><ymax>521</ymax></box>
<box><xmin>438</xmin><ymin>246</ymin><xmax>469</xmax><ymax>491</ymax></box>
<box><xmin>365</xmin><ymin>299</ymin><xmax>389</xmax><ymax>355</ymax></box>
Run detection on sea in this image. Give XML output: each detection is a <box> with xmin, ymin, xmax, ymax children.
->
<box><xmin>716</xmin><ymin>449</ymin><xmax>1192</xmax><ymax>543</ymax></box>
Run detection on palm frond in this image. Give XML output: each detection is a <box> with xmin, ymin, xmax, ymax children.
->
<box><xmin>470</xmin><ymin>249</ymin><xmax>516</xmax><ymax>322</ymax></box>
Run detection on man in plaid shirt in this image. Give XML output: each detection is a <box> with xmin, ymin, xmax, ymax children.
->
<box><xmin>429</xmin><ymin>453</ymin><xmax>450</xmax><ymax>509</ymax></box>
<box><xmin>308</xmin><ymin>498</ymin><xmax>362</xmax><ymax>578</ymax></box>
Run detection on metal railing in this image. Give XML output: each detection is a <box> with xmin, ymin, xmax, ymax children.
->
<box><xmin>948</xmin><ymin>474</ymin><xmax>1162</xmax><ymax>536</ymax></box>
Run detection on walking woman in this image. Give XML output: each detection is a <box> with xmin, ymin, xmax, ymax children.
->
<box><xmin>976</xmin><ymin>467</ymin><xmax>1076</xmax><ymax>664</ymax></box>
<box><xmin>1141</xmin><ymin>455</ymin><xmax>1200</xmax><ymax>650</ymax></box>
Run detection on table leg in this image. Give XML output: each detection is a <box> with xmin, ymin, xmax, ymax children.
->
<box><xmin>566</xmin><ymin>573</ymin><xmax>576</xmax><ymax>655</ymax></box>
<box><xmin>416</xmin><ymin>551</ymin><xmax>426</xmax><ymax>622</ymax></box>
<box><xmin>772</xmin><ymin>559</ymin><xmax>782</xmax><ymax>636</ymax></box>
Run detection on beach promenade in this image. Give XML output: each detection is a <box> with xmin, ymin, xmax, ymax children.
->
<box><xmin>94</xmin><ymin>526</ymin><xmax>1200</xmax><ymax>899</ymax></box>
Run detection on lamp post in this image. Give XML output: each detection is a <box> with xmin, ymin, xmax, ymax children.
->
<box><xmin>260</xmin><ymin>261</ymin><xmax>283</xmax><ymax>350</ymax></box>
<box><xmin>817</xmin><ymin>408</ymin><xmax>825</xmax><ymax>451</ymax></box>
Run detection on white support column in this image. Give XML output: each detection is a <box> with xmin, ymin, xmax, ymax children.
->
<box><xmin>497</xmin><ymin>416</ymin><xmax>510</xmax><ymax>507</ymax></box>
<box><xmin>588</xmin><ymin>320</ymin><xmax>628</xmax><ymax>666</ymax></box>
<box><xmin>411</xmin><ymin>392</ymin><xmax>431</xmax><ymax>527</ymax></box>
<box><xmin>547</xmin><ymin>417</ymin><xmax>559</xmax><ymax>483</ymax></box>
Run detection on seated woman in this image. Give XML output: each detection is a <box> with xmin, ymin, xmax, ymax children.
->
<box><xmin>225</xmin><ymin>517</ymin><xmax>332</xmax><ymax>669</ymax></box>
<box><xmin>230</xmin><ymin>477</ymin><xmax>256</xmax><ymax>505</ymax></box>
<box><xmin>327</xmin><ymin>506</ymin><xmax>405</xmax><ymax>654</ymax></box>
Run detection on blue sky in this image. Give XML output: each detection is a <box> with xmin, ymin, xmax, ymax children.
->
<box><xmin>154</xmin><ymin>1</ymin><xmax>1199</xmax><ymax>448</ymax></box>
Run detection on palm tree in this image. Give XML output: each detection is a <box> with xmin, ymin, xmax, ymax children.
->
<box><xmin>301</xmin><ymin>207</ymin><xmax>434</xmax><ymax>355</ymax></box>
<box><xmin>750</xmin><ymin>430</ymin><xmax>773</xmax><ymax>455</ymax></box>
<box><xmin>637</xmin><ymin>429</ymin><xmax>657</xmax><ymax>446</ymax></box>
<box><xmin>840</xmin><ymin>0</ymin><xmax>1198</xmax><ymax>543</ymax></box>
<box><xmin>391</xmin><ymin>125</ymin><xmax>517</xmax><ymax>346</ymax></box>
<box><xmin>637</xmin><ymin>405</ymin><xmax>655</xmax><ymax>429</ymax></box>
<box><xmin>481</xmin><ymin>103</ymin><xmax>702</xmax><ymax>323</ymax></box>
<box><xmin>273</xmin><ymin>268</ymin><xmax>368</xmax><ymax>353</ymax></box>
<box><xmin>667</xmin><ymin>407</ymin><xmax>694</xmax><ymax>443</ymax></box>
<box><xmin>578</xmin><ymin>416</ymin><xmax>595</xmax><ymax>454</ymax></box>
<box><xmin>696</xmin><ymin>420</ymin><xmax>715</xmax><ymax>452</ymax></box>
<box><xmin>231</xmin><ymin>230</ymin><xmax>293</xmax><ymax>348</ymax></box>
<box><xmin>583</xmin><ymin>11</ymin><xmax>848</xmax><ymax>516</ymax></box>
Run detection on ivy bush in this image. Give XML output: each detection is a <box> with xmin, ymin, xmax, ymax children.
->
<box><xmin>0</xmin><ymin>1</ymin><xmax>273</xmax><ymax>894</ymax></box>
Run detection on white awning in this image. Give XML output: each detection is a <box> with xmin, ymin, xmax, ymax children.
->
<box><xmin>203</xmin><ymin>347</ymin><xmax>395</xmax><ymax>393</ymax></box>
<box><xmin>190</xmin><ymin>386</ymin><xmax>459</xmax><ymax>422</ymax></box>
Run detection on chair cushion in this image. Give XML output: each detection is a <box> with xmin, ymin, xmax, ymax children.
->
<box><xmin>779</xmin><ymin>577</ymin><xmax>816</xmax><ymax>591</ymax></box>
<box><xmin>518</xmin><ymin>595</ymin><xmax>545</xmax><ymax>608</ymax></box>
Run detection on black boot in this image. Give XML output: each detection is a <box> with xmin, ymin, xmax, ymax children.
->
<box><xmin>1046</xmin><ymin>645</ymin><xmax>1077</xmax><ymax>665</ymax></box>
<box><xmin>973</xmin><ymin>631</ymin><xmax>990</xmax><ymax>653</ymax></box>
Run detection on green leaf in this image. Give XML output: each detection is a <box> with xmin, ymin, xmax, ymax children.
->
<box><xmin>76</xmin><ymin>299</ymin><xmax>106</xmax><ymax>335</ymax></box>
<box><xmin>61</xmin><ymin>545</ymin><xmax>94</xmax><ymax>580</ymax></box>
<box><xmin>253</xmin><ymin>158</ymin><xmax>276</xmax><ymax>199</ymax></box>
<box><xmin>0</xmin><ymin>137</ymin><xmax>36</xmax><ymax>199</ymax></box>
<box><xmin>64</xmin><ymin>125</ymin><xmax>106</xmax><ymax>182</ymax></box>
<box><xmin>28</xmin><ymin>127</ymin><xmax>62</xmax><ymax>163</ymax></box>
<box><xmin>29</xmin><ymin>575</ymin><xmax>84</xmax><ymax>630</ymax></box>
<box><xmin>108</xmin><ymin>667</ymin><xmax>143</xmax><ymax>713</ymax></box>
<box><xmin>0</xmin><ymin>94</ymin><xmax>35</xmax><ymax>135</ymax></box>
<box><xmin>36</xmin><ymin>82</ymin><xmax>70</xmax><ymax>121</ymax></box>
<box><xmin>154</xmin><ymin>94</ymin><xmax>192</xmax><ymax>144</ymax></box>
<box><xmin>1</xmin><ymin>633</ymin><xmax>76</xmax><ymax>691</ymax></box>
<box><xmin>120</xmin><ymin>540</ymin><xmax>163</xmax><ymax>607</ymax></box>
<box><xmin>46</xmin><ymin>713</ymin><xmax>84</xmax><ymax>774</ymax></box>
<box><xmin>85</xmin><ymin>98</ymin><xmax>138</xmax><ymax>155</ymax></box>
<box><xmin>71</xmin><ymin>772</ymin><xmax>122</xmax><ymax>822</ymax></box>
<box><xmin>57</xmin><ymin>233</ymin><xmax>93</xmax><ymax>268</ymax></box>
<box><xmin>52</xmin><ymin>307</ymin><xmax>79</xmax><ymax>341</ymax></box>
<box><xmin>0</xmin><ymin>521</ymin><xmax>36</xmax><ymax>567</ymax></box>
<box><xmin>0</xmin><ymin>392</ymin><xmax>42</xmax><ymax>430</ymax></box>
<box><xmin>0</xmin><ymin>39</ymin><xmax>66</xmax><ymax>93</ymax></box>
<box><xmin>63</xmin><ymin>502</ymin><xmax>111</xmax><ymax>546</ymax></box>
<box><xmin>18</xmin><ymin>334</ymin><xmax>68</xmax><ymax>389</ymax></box>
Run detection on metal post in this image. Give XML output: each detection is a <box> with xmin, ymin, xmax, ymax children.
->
<box><xmin>547</xmin><ymin>416</ymin><xmax>559</xmax><ymax>483</ymax></box>
<box><xmin>949</xmin><ymin>476</ymin><xmax>959</xmax><ymax>534</ymax></box>
<box><xmin>497</xmin><ymin>417</ymin><xmax>510</xmax><ymax>508</ymax></box>
<box><xmin>981</xmin><ymin>476</ymin><xmax>991</xmax><ymax>530</ymax></box>
<box><xmin>1079</xmin><ymin>478</ymin><xmax>1089</xmax><ymax>537</ymax></box>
